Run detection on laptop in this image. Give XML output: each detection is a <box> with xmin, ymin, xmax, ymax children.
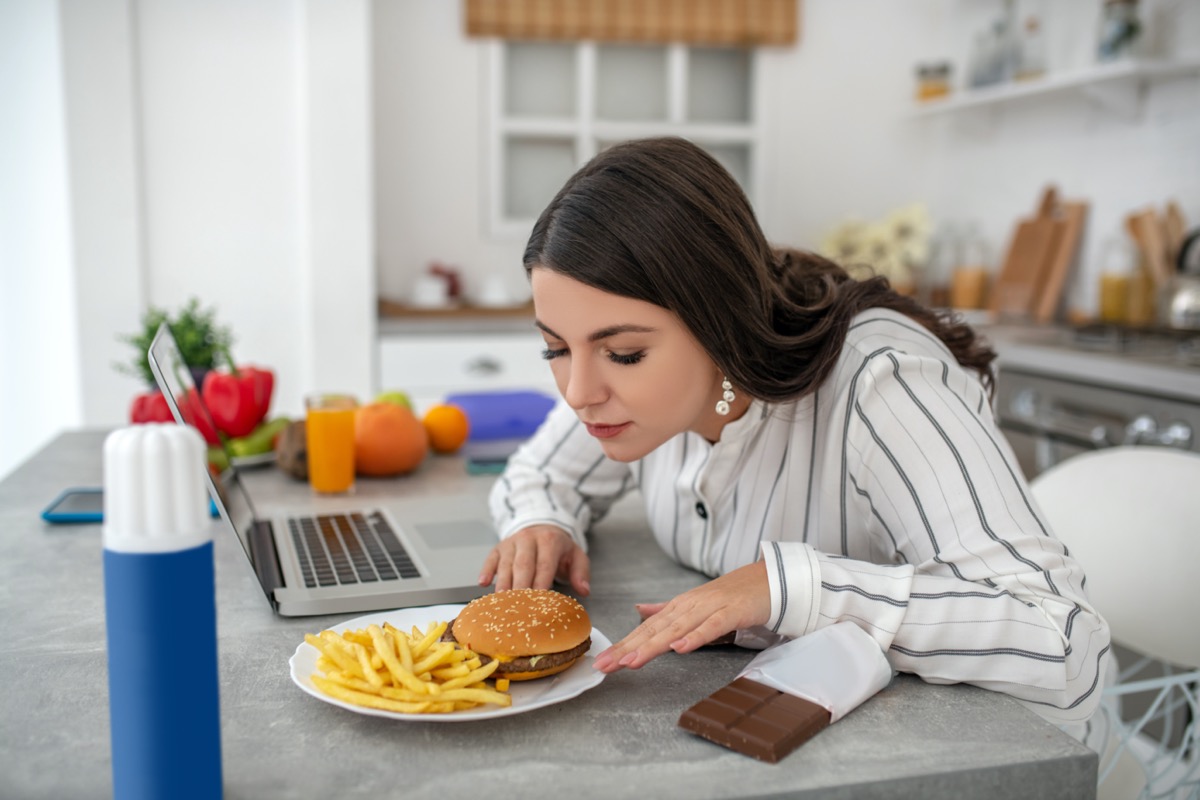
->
<box><xmin>147</xmin><ymin>323</ymin><xmax>496</xmax><ymax>617</ymax></box>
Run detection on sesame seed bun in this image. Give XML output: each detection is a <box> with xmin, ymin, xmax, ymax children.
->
<box><xmin>447</xmin><ymin>589</ymin><xmax>592</xmax><ymax>680</ymax></box>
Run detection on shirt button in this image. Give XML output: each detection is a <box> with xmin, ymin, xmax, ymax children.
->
<box><xmin>695</xmin><ymin>502</ymin><xmax>708</xmax><ymax>519</ymax></box>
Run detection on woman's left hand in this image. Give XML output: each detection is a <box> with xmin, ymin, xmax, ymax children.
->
<box><xmin>592</xmin><ymin>561</ymin><xmax>771</xmax><ymax>673</ymax></box>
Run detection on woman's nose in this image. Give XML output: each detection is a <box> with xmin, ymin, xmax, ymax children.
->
<box><xmin>561</xmin><ymin>359</ymin><xmax>606</xmax><ymax>410</ymax></box>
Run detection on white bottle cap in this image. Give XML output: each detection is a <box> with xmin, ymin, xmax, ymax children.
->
<box><xmin>103</xmin><ymin>424</ymin><xmax>212</xmax><ymax>553</ymax></box>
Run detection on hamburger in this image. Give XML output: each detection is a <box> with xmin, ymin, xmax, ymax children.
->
<box><xmin>443</xmin><ymin>588</ymin><xmax>592</xmax><ymax>681</ymax></box>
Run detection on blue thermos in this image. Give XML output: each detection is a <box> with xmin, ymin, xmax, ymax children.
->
<box><xmin>103</xmin><ymin>424</ymin><xmax>223</xmax><ymax>799</ymax></box>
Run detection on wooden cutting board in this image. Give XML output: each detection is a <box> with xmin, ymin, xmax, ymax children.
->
<box><xmin>1127</xmin><ymin>209</ymin><xmax>1172</xmax><ymax>288</ymax></box>
<box><xmin>1033</xmin><ymin>201</ymin><xmax>1088</xmax><ymax>324</ymax></box>
<box><xmin>991</xmin><ymin>215</ymin><xmax>1060</xmax><ymax>316</ymax></box>
<box><xmin>1165</xmin><ymin>200</ymin><xmax>1187</xmax><ymax>265</ymax></box>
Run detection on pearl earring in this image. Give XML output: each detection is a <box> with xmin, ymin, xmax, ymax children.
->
<box><xmin>715</xmin><ymin>377</ymin><xmax>735</xmax><ymax>416</ymax></box>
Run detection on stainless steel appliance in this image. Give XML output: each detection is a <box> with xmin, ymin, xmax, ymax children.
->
<box><xmin>992</xmin><ymin>324</ymin><xmax>1200</xmax><ymax>480</ymax></box>
<box><xmin>1163</xmin><ymin>227</ymin><xmax>1200</xmax><ymax>330</ymax></box>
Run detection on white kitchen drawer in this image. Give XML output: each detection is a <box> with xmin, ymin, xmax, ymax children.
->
<box><xmin>378</xmin><ymin>332</ymin><xmax>557</xmax><ymax>410</ymax></box>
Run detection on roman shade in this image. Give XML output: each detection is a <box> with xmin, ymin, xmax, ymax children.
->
<box><xmin>464</xmin><ymin>0</ymin><xmax>799</xmax><ymax>46</ymax></box>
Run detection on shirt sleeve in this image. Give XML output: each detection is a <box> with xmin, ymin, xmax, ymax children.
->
<box><xmin>762</xmin><ymin>348</ymin><xmax>1110</xmax><ymax>727</ymax></box>
<box><xmin>488</xmin><ymin>399</ymin><xmax>635</xmax><ymax>550</ymax></box>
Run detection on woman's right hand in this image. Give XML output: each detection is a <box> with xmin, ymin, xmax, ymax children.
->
<box><xmin>478</xmin><ymin>525</ymin><xmax>590</xmax><ymax>596</ymax></box>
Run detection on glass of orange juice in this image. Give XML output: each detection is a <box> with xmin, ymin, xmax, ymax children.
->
<box><xmin>305</xmin><ymin>394</ymin><xmax>357</xmax><ymax>494</ymax></box>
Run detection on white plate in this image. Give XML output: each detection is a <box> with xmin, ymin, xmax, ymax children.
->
<box><xmin>289</xmin><ymin>603</ymin><xmax>609</xmax><ymax>722</ymax></box>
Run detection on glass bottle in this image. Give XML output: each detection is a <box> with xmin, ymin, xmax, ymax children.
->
<box><xmin>1097</xmin><ymin>0</ymin><xmax>1142</xmax><ymax>63</ymax></box>
<box><xmin>915</xmin><ymin>62</ymin><xmax>953</xmax><ymax>102</ymax></box>
<box><xmin>951</xmin><ymin>226</ymin><xmax>992</xmax><ymax>310</ymax></box>
<box><xmin>1016</xmin><ymin>16</ymin><xmax>1047</xmax><ymax>81</ymax></box>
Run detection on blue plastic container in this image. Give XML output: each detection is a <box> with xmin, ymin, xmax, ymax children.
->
<box><xmin>103</xmin><ymin>425</ymin><xmax>222</xmax><ymax>800</ymax></box>
<box><xmin>445</xmin><ymin>390</ymin><xmax>557</xmax><ymax>442</ymax></box>
<box><xmin>105</xmin><ymin>545</ymin><xmax>222</xmax><ymax>799</ymax></box>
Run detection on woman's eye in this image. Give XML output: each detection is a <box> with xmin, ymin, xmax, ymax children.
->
<box><xmin>541</xmin><ymin>346</ymin><xmax>568</xmax><ymax>361</ymax></box>
<box><xmin>608</xmin><ymin>351</ymin><xmax>645</xmax><ymax>366</ymax></box>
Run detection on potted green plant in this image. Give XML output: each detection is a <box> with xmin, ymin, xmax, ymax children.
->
<box><xmin>116</xmin><ymin>297</ymin><xmax>234</xmax><ymax>388</ymax></box>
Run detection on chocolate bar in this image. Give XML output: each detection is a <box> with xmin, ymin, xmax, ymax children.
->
<box><xmin>677</xmin><ymin>677</ymin><xmax>831</xmax><ymax>763</ymax></box>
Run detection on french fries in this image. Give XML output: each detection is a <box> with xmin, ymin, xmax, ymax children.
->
<box><xmin>304</xmin><ymin>621</ymin><xmax>512</xmax><ymax>714</ymax></box>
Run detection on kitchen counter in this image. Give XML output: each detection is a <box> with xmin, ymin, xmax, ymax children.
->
<box><xmin>1</xmin><ymin>430</ymin><xmax>1097</xmax><ymax>799</ymax></box>
<box><xmin>378</xmin><ymin>298</ymin><xmax>535</xmax><ymax>336</ymax></box>
<box><xmin>981</xmin><ymin>322</ymin><xmax>1200</xmax><ymax>403</ymax></box>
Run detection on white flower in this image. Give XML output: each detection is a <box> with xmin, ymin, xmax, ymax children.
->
<box><xmin>882</xmin><ymin>203</ymin><xmax>932</xmax><ymax>266</ymax></box>
<box><xmin>820</xmin><ymin>202</ymin><xmax>933</xmax><ymax>294</ymax></box>
<box><xmin>860</xmin><ymin>223</ymin><xmax>914</xmax><ymax>286</ymax></box>
<box><xmin>820</xmin><ymin>219</ymin><xmax>870</xmax><ymax>264</ymax></box>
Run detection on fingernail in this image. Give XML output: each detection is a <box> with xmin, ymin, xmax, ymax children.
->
<box><xmin>670</xmin><ymin>638</ymin><xmax>687</xmax><ymax>651</ymax></box>
<box><xmin>618</xmin><ymin>651</ymin><xmax>637</xmax><ymax>667</ymax></box>
<box><xmin>478</xmin><ymin>573</ymin><xmax>490</xmax><ymax>586</ymax></box>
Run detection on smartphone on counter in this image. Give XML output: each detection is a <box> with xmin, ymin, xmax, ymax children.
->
<box><xmin>41</xmin><ymin>488</ymin><xmax>220</xmax><ymax>524</ymax></box>
<box><xmin>41</xmin><ymin>487</ymin><xmax>105</xmax><ymax>524</ymax></box>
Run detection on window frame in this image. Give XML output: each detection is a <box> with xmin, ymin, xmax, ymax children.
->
<box><xmin>485</xmin><ymin>40</ymin><xmax>765</xmax><ymax>240</ymax></box>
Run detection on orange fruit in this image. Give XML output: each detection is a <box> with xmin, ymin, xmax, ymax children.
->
<box><xmin>354</xmin><ymin>401</ymin><xmax>429</xmax><ymax>476</ymax></box>
<box><xmin>423</xmin><ymin>403</ymin><xmax>470</xmax><ymax>454</ymax></box>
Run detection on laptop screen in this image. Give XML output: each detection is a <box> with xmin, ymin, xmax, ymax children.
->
<box><xmin>147</xmin><ymin>322</ymin><xmax>261</xmax><ymax>566</ymax></box>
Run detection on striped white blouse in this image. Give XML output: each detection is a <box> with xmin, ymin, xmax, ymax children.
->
<box><xmin>489</xmin><ymin>308</ymin><xmax>1110</xmax><ymax>726</ymax></box>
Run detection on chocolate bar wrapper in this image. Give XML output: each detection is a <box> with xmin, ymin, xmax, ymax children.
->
<box><xmin>677</xmin><ymin>623</ymin><xmax>892</xmax><ymax>762</ymax></box>
<box><xmin>738</xmin><ymin>621</ymin><xmax>893</xmax><ymax>722</ymax></box>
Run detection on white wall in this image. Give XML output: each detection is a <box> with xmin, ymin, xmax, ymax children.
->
<box><xmin>299</xmin><ymin>0</ymin><xmax>376</xmax><ymax>396</ymax></box>
<box><xmin>4</xmin><ymin>0</ymin><xmax>1198</xmax><ymax>480</ymax></box>
<box><xmin>0</xmin><ymin>0</ymin><xmax>374</xmax><ymax>480</ymax></box>
<box><xmin>375</xmin><ymin>0</ymin><xmax>1200</xmax><ymax>317</ymax></box>
<box><xmin>59</xmin><ymin>0</ymin><xmax>147</xmax><ymax>434</ymax></box>
<box><xmin>908</xmin><ymin>0</ymin><xmax>1200</xmax><ymax>314</ymax></box>
<box><xmin>134</xmin><ymin>0</ymin><xmax>373</xmax><ymax>412</ymax></box>
<box><xmin>0</xmin><ymin>0</ymin><xmax>82</xmax><ymax>481</ymax></box>
<box><xmin>373</xmin><ymin>0</ymin><xmax>528</xmax><ymax>308</ymax></box>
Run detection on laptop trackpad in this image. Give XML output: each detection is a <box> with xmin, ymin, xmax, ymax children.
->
<box><xmin>413</xmin><ymin>520</ymin><xmax>496</xmax><ymax>549</ymax></box>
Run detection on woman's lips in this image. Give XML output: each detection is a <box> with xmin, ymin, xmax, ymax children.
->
<box><xmin>585</xmin><ymin>421</ymin><xmax>631</xmax><ymax>439</ymax></box>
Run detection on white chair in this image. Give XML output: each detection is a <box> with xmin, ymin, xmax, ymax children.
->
<box><xmin>1032</xmin><ymin>446</ymin><xmax>1200</xmax><ymax>800</ymax></box>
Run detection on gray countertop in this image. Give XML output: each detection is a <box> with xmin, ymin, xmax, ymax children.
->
<box><xmin>980</xmin><ymin>323</ymin><xmax>1200</xmax><ymax>402</ymax></box>
<box><xmin>1</xmin><ymin>430</ymin><xmax>1096</xmax><ymax>799</ymax></box>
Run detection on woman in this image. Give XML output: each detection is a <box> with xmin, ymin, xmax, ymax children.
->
<box><xmin>478</xmin><ymin>137</ymin><xmax>1109</xmax><ymax>727</ymax></box>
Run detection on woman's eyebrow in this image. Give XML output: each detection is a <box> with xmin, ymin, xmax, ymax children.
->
<box><xmin>535</xmin><ymin>320</ymin><xmax>657</xmax><ymax>343</ymax></box>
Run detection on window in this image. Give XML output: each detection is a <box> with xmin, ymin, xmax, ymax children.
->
<box><xmin>486</xmin><ymin>41</ymin><xmax>761</xmax><ymax>238</ymax></box>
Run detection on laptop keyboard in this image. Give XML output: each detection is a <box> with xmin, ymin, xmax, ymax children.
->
<box><xmin>288</xmin><ymin>511</ymin><xmax>421</xmax><ymax>588</ymax></box>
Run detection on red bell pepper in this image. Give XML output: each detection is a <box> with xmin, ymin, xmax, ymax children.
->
<box><xmin>178</xmin><ymin>387</ymin><xmax>221</xmax><ymax>445</ymax></box>
<box><xmin>129</xmin><ymin>390</ymin><xmax>173</xmax><ymax>424</ymax></box>
<box><xmin>201</xmin><ymin>365</ymin><xmax>274</xmax><ymax>438</ymax></box>
<box><xmin>248</xmin><ymin>366</ymin><xmax>274</xmax><ymax>422</ymax></box>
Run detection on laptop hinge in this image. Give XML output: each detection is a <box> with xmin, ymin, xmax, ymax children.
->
<box><xmin>248</xmin><ymin>519</ymin><xmax>285</xmax><ymax>607</ymax></box>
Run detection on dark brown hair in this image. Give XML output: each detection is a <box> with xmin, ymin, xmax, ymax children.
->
<box><xmin>523</xmin><ymin>137</ymin><xmax>996</xmax><ymax>400</ymax></box>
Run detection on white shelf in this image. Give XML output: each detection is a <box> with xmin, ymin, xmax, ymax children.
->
<box><xmin>911</xmin><ymin>57</ymin><xmax>1200</xmax><ymax>117</ymax></box>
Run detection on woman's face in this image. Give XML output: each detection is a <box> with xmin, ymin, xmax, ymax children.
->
<box><xmin>530</xmin><ymin>266</ymin><xmax>732</xmax><ymax>461</ymax></box>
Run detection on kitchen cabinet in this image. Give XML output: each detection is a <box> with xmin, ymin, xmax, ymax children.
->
<box><xmin>487</xmin><ymin>40</ymin><xmax>761</xmax><ymax>239</ymax></box>
<box><xmin>378</xmin><ymin>329</ymin><xmax>557</xmax><ymax>413</ymax></box>
<box><xmin>911</xmin><ymin>57</ymin><xmax>1200</xmax><ymax>119</ymax></box>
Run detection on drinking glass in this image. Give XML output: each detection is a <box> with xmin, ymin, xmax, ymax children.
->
<box><xmin>305</xmin><ymin>394</ymin><xmax>357</xmax><ymax>494</ymax></box>
<box><xmin>1097</xmin><ymin>237</ymin><xmax>1137</xmax><ymax>324</ymax></box>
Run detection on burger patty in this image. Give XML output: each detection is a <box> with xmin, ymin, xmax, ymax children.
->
<box><xmin>443</xmin><ymin>618</ymin><xmax>592</xmax><ymax>674</ymax></box>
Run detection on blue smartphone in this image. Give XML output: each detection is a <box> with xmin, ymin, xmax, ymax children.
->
<box><xmin>41</xmin><ymin>487</ymin><xmax>104</xmax><ymax>524</ymax></box>
<box><xmin>41</xmin><ymin>488</ymin><xmax>219</xmax><ymax>524</ymax></box>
